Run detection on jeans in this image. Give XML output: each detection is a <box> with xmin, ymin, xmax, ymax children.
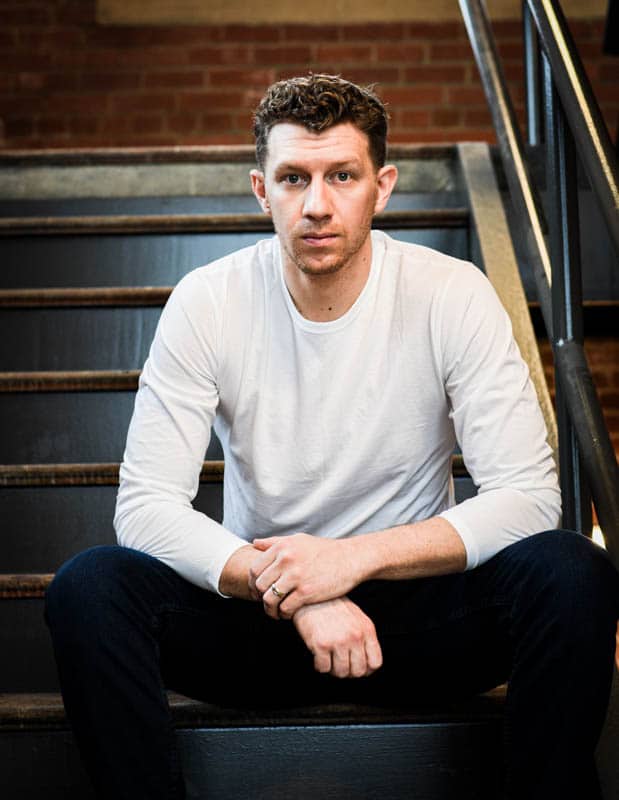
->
<box><xmin>45</xmin><ymin>530</ymin><xmax>619</xmax><ymax>799</ymax></box>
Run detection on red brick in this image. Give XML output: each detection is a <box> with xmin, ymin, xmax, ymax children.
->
<box><xmin>447</xmin><ymin>86</ymin><xmax>488</xmax><ymax>105</ymax></box>
<box><xmin>188</xmin><ymin>45</ymin><xmax>252</xmax><ymax>66</ymax></box>
<box><xmin>222</xmin><ymin>25</ymin><xmax>282</xmax><ymax>43</ymax></box>
<box><xmin>464</xmin><ymin>108</ymin><xmax>493</xmax><ymax>126</ymax></box>
<box><xmin>80</xmin><ymin>72</ymin><xmax>141</xmax><ymax>90</ymax></box>
<box><xmin>55</xmin><ymin>0</ymin><xmax>95</xmax><ymax>25</ymax></box>
<box><xmin>600</xmin><ymin>62</ymin><xmax>619</xmax><ymax>82</ymax></box>
<box><xmin>282</xmin><ymin>25</ymin><xmax>340</xmax><ymax>42</ymax></box>
<box><xmin>37</xmin><ymin>115</ymin><xmax>68</xmax><ymax>135</ymax></box>
<box><xmin>17</xmin><ymin>72</ymin><xmax>46</xmax><ymax>91</ymax></box>
<box><xmin>44</xmin><ymin>72</ymin><xmax>81</xmax><ymax>91</ymax></box>
<box><xmin>4</xmin><ymin>115</ymin><xmax>35</xmax><ymax>137</ymax></box>
<box><xmin>0</xmin><ymin>7</ymin><xmax>52</xmax><ymax>25</ymax></box>
<box><xmin>594</xmin><ymin>85</ymin><xmax>619</xmax><ymax>103</ymax></box>
<box><xmin>199</xmin><ymin>111</ymin><xmax>234</xmax><ymax>129</ymax></box>
<box><xmin>335</xmin><ymin>67</ymin><xmax>400</xmax><ymax>85</ymax></box>
<box><xmin>167</xmin><ymin>112</ymin><xmax>198</xmax><ymax>133</ymax></box>
<box><xmin>376</xmin><ymin>44</ymin><xmax>425</xmax><ymax>63</ymax></box>
<box><xmin>573</xmin><ymin>41</ymin><xmax>604</xmax><ymax>59</ymax></box>
<box><xmin>143</xmin><ymin>71</ymin><xmax>204</xmax><ymax>89</ymax></box>
<box><xmin>0</xmin><ymin>30</ymin><xmax>16</xmax><ymax>47</ymax></box>
<box><xmin>18</xmin><ymin>29</ymin><xmax>86</xmax><ymax>49</ymax></box>
<box><xmin>3</xmin><ymin>52</ymin><xmax>54</xmax><ymax>69</ymax></box>
<box><xmin>407</xmin><ymin>21</ymin><xmax>465</xmax><ymax>40</ymax></box>
<box><xmin>255</xmin><ymin>45</ymin><xmax>313</xmax><ymax>64</ymax></box>
<box><xmin>210</xmin><ymin>68</ymin><xmax>277</xmax><ymax>87</ymax></box>
<box><xmin>49</xmin><ymin>92</ymin><xmax>111</xmax><ymax>113</ymax></box>
<box><xmin>112</xmin><ymin>92</ymin><xmax>177</xmax><ymax>111</ymax></box>
<box><xmin>497</xmin><ymin>42</ymin><xmax>524</xmax><ymax>61</ymax></box>
<box><xmin>380</xmin><ymin>85</ymin><xmax>444</xmax><ymax>105</ymax></box>
<box><xmin>399</xmin><ymin>109</ymin><xmax>432</xmax><ymax>127</ymax></box>
<box><xmin>132</xmin><ymin>114</ymin><xmax>164</xmax><ymax>135</ymax></box>
<box><xmin>69</xmin><ymin>115</ymin><xmax>99</xmax><ymax>136</ymax></box>
<box><xmin>429</xmin><ymin>42</ymin><xmax>474</xmax><ymax>61</ymax></box>
<box><xmin>0</xmin><ymin>74</ymin><xmax>15</xmax><ymax>91</ymax></box>
<box><xmin>491</xmin><ymin>20</ymin><xmax>522</xmax><ymax>37</ymax></box>
<box><xmin>99</xmin><ymin>113</ymin><xmax>132</xmax><ymax>135</ymax></box>
<box><xmin>404</xmin><ymin>65</ymin><xmax>466</xmax><ymax>84</ymax></box>
<box><xmin>176</xmin><ymin>90</ymin><xmax>246</xmax><ymax>111</ymax></box>
<box><xmin>316</xmin><ymin>45</ymin><xmax>372</xmax><ymax>62</ymax></box>
<box><xmin>339</xmin><ymin>23</ymin><xmax>406</xmax><ymax>41</ymax></box>
<box><xmin>432</xmin><ymin>108</ymin><xmax>462</xmax><ymax>126</ymax></box>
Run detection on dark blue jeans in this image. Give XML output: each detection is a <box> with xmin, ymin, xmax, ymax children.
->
<box><xmin>45</xmin><ymin>530</ymin><xmax>618</xmax><ymax>800</ymax></box>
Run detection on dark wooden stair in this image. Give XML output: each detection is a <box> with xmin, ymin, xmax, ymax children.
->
<box><xmin>1</xmin><ymin>143</ymin><xmax>617</xmax><ymax>798</ymax></box>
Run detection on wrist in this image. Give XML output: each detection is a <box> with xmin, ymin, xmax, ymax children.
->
<box><xmin>218</xmin><ymin>544</ymin><xmax>260</xmax><ymax>600</ymax></box>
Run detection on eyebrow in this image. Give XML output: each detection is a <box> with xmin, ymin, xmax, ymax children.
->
<box><xmin>273</xmin><ymin>159</ymin><xmax>363</xmax><ymax>176</ymax></box>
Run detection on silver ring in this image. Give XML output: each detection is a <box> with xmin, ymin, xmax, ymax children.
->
<box><xmin>271</xmin><ymin>583</ymin><xmax>285</xmax><ymax>599</ymax></box>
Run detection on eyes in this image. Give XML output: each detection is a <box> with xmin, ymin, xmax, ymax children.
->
<box><xmin>282</xmin><ymin>171</ymin><xmax>352</xmax><ymax>186</ymax></box>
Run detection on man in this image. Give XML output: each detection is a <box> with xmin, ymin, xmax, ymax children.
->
<box><xmin>46</xmin><ymin>74</ymin><xmax>618</xmax><ymax>799</ymax></box>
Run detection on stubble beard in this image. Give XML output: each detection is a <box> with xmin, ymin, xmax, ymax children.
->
<box><xmin>281</xmin><ymin>213</ymin><xmax>374</xmax><ymax>278</ymax></box>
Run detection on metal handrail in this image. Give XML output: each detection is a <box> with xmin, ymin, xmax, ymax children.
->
<box><xmin>459</xmin><ymin>0</ymin><xmax>619</xmax><ymax>567</ymax></box>
<box><xmin>525</xmin><ymin>0</ymin><xmax>619</xmax><ymax>261</ymax></box>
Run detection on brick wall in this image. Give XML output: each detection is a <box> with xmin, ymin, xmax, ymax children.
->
<box><xmin>1</xmin><ymin>0</ymin><xmax>617</xmax><ymax>464</ymax></box>
<box><xmin>0</xmin><ymin>0</ymin><xmax>617</xmax><ymax>148</ymax></box>
<box><xmin>539</xmin><ymin>339</ymin><xmax>619</xmax><ymax>459</ymax></box>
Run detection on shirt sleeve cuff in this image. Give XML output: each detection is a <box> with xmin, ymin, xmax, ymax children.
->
<box><xmin>438</xmin><ymin>509</ymin><xmax>480</xmax><ymax>571</ymax></box>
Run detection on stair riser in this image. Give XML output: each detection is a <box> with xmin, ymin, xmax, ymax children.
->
<box><xmin>1</xmin><ymin>722</ymin><xmax>504</xmax><ymax>800</ymax></box>
<box><xmin>0</xmin><ymin>308</ymin><xmax>161</xmax><ymax>371</ymax></box>
<box><xmin>1</xmin><ymin>484</ymin><xmax>223</xmax><ymax>574</ymax></box>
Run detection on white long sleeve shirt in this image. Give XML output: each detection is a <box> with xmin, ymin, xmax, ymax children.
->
<box><xmin>114</xmin><ymin>231</ymin><xmax>561</xmax><ymax>594</ymax></box>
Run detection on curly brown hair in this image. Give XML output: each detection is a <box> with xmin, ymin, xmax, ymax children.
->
<box><xmin>253</xmin><ymin>74</ymin><xmax>388</xmax><ymax>171</ymax></box>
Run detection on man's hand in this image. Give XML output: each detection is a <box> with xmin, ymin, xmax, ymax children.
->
<box><xmin>293</xmin><ymin>596</ymin><xmax>383</xmax><ymax>679</ymax></box>
<box><xmin>249</xmin><ymin>533</ymin><xmax>359</xmax><ymax>619</ymax></box>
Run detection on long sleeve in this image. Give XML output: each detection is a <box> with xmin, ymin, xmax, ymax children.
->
<box><xmin>435</xmin><ymin>264</ymin><xmax>561</xmax><ymax>568</ymax></box>
<box><xmin>114</xmin><ymin>269</ymin><xmax>248</xmax><ymax>594</ymax></box>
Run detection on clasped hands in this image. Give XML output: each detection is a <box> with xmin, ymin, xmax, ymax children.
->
<box><xmin>247</xmin><ymin>533</ymin><xmax>382</xmax><ymax>679</ymax></box>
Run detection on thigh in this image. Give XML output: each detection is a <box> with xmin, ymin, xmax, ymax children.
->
<box><xmin>347</xmin><ymin>570</ymin><xmax>513</xmax><ymax>704</ymax></box>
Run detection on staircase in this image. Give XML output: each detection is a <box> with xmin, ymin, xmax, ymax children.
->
<box><xmin>0</xmin><ymin>142</ymin><xmax>616</xmax><ymax>798</ymax></box>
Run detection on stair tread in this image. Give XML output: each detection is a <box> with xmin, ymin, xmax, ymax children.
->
<box><xmin>0</xmin><ymin>687</ymin><xmax>506</xmax><ymax>731</ymax></box>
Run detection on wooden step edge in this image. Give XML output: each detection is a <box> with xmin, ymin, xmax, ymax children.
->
<box><xmin>0</xmin><ymin>457</ymin><xmax>465</xmax><ymax>488</ymax></box>
<box><xmin>0</xmin><ymin>460</ymin><xmax>226</xmax><ymax>487</ymax></box>
<box><xmin>0</xmin><ymin>143</ymin><xmax>456</xmax><ymax>167</ymax></box>
<box><xmin>0</xmin><ymin>209</ymin><xmax>469</xmax><ymax>237</ymax></box>
<box><xmin>0</xmin><ymin>286</ymin><xmax>172</xmax><ymax>308</ymax></box>
<box><xmin>0</xmin><ymin>684</ymin><xmax>505</xmax><ymax>731</ymax></box>
<box><xmin>0</xmin><ymin>370</ymin><xmax>140</xmax><ymax>392</ymax></box>
<box><xmin>0</xmin><ymin>574</ymin><xmax>53</xmax><ymax>599</ymax></box>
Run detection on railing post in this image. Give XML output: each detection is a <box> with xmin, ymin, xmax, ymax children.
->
<box><xmin>523</xmin><ymin>1</ymin><xmax>543</xmax><ymax>147</ymax></box>
<box><xmin>541</xmin><ymin>53</ymin><xmax>592</xmax><ymax>535</ymax></box>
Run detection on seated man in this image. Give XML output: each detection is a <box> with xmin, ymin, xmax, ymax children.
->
<box><xmin>45</xmin><ymin>74</ymin><xmax>618</xmax><ymax>800</ymax></box>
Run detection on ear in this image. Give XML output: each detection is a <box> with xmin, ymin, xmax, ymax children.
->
<box><xmin>373</xmin><ymin>164</ymin><xmax>398</xmax><ymax>215</ymax></box>
<box><xmin>250</xmin><ymin>169</ymin><xmax>271</xmax><ymax>215</ymax></box>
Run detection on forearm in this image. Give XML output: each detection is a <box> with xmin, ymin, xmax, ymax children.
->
<box><xmin>250</xmin><ymin>518</ymin><xmax>467</xmax><ymax>620</ymax></box>
<box><xmin>218</xmin><ymin>544</ymin><xmax>262</xmax><ymax>600</ymax></box>
<box><xmin>345</xmin><ymin>516</ymin><xmax>467</xmax><ymax>585</ymax></box>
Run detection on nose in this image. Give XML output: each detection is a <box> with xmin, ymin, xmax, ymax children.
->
<box><xmin>302</xmin><ymin>178</ymin><xmax>332</xmax><ymax>220</ymax></box>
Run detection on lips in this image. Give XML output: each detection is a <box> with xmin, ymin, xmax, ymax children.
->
<box><xmin>301</xmin><ymin>232</ymin><xmax>338</xmax><ymax>246</ymax></box>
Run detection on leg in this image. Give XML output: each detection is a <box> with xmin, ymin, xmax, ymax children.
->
<box><xmin>349</xmin><ymin>530</ymin><xmax>619</xmax><ymax>799</ymax></box>
<box><xmin>44</xmin><ymin>545</ymin><xmax>317</xmax><ymax>800</ymax></box>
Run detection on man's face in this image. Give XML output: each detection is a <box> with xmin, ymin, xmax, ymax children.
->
<box><xmin>251</xmin><ymin>122</ymin><xmax>396</xmax><ymax>278</ymax></box>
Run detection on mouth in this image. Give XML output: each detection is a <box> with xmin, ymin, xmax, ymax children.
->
<box><xmin>301</xmin><ymin>233</ymin><xmax>338</xmax><ymax>246</ymax></box>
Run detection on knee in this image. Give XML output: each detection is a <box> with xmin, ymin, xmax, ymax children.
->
<box><xmin>509</xmin><ymin>530</ymin><xmax>619</xmax><ymax>626</ymax></box>
<box><xmin>45</xmin><ymin>546</ymin><xmax>134</xmax><ymax>636</ymax></box>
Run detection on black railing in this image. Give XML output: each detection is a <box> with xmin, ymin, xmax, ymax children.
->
<box><xmin>459</xmin><ymin>0</ymin><xmax>619</xmax><ymax>568</ymax></box>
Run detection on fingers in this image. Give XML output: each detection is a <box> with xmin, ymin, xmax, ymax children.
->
<box><xmin>252</xmin><ymin>537</ymin><xmax>277</xmax><ymax>552</ymax></box>
<box><xmin>312</xmin><ymin>632</ymin><xmax>383</xmax><ymax>678</ymax></box>
<box><xmin>262</xmin><ymin>581</ymin><xmax>290</xmax><ymax>620</ymax></box>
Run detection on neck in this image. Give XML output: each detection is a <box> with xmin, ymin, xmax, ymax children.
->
<box><xmin>283</xmin><ymin>239</ymin><xmax>373</xmax><ymax>323</ymax></box>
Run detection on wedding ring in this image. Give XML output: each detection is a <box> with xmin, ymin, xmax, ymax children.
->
<box><xmin>271</xmin><ymin>583</ymin><xmax>285</xmax><ymax>599</ymax></box>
